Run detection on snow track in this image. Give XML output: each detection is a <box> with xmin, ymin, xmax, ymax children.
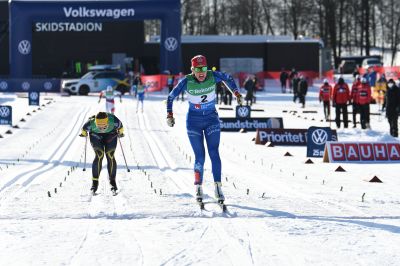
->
<box><xmin>0</xmin><ymin>92</ymin><xmax>399</xmax><ymax>266</ymax></box>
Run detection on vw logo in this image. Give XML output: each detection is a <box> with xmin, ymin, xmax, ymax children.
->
<box><xmin>0</xmin><ymin>106</ymin><xmax>10</xmax><ymax>118</ymax></box>
<box><xmin>44</xmin><ymin>82</ymin><xmax>52</xmax><ymax>90</ymax></box>
<box><xmin>30</xmin><ymin>92</ymin><xmax>39</xmax><ymax>100</ymax></box>
<box><xmin>0</xmin><ymin>81</ymin><xmax>8</xmax><ymax>90</ymax></box>
<box><xmin>164</xmin><ymin>37</ymin><xmax>178</xmax><ymax>52</ymax></box>
<box><xmin>237</xmin><ymin>106</ymin><xmax>250</xmax><ymax>118</ymax></box>
<box><xmin>21</xmin><ymin>82</ymin><xmax>30</xmax><ymax>90</ymax></box>
<box><xmin>311</xmin><ymin>129</ymin><xmax>328</xmax><ymax>145</ymax></box>
<box><xmin>18</xmin><ymin>40</ymin><xmax>31</xmax><ymax>55</ymax></box>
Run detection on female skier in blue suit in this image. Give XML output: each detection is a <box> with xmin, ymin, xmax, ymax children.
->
<box><xmin>166</xmin><ymin>55</ymin><xmax>243</xmax><ymax>204</ymax></box>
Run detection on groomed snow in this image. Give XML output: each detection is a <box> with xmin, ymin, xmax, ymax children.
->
<box><xmin>0</xmin><ymin>85</ymin><xmax>399</xmax><ymax>266</ymax></box>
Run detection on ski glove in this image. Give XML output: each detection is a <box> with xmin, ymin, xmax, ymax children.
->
<box><xmin>234</xmin><ymin>91</ymin><xmax>243</xmax><ymax>106</ymax></box>
<box><xmin>79</xmin><ymin>129</ymin><xmax>88</xmax><ymax>137</ymax></box>
<box><xmin>117</xmin><ymin>127</ymin><xmax>125</xmax><ymax>138</ymax></box>
<box><xmin>166</xmin><ymin>112</ymin><xmax>175</xmax><ymax>127</ymax></box>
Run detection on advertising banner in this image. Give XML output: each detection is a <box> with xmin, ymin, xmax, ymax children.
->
<box><xmin>235</xmin><ymin>106</ymin><xmax>251</xmax><ymax>118</ymax></box>
<box><xmin>323</xmin><ymin>141</ymin><xmax>400</xmax><ymax>163</ymax></box>
<box><xmin>306</xmin><ymin>127</ymin><xmax>338</xmax><ymax>157</ymax></box>
<box><xmin>220</xmin><ymin>117</ymin><xmax>283</xmax><ymax>132</ymax></box>
<box><xmin>0</xmin><ymin>79</ymin><xmax>60</xmax><ymax>93</ymax></box>
<box><xmin>255</xmin><ymin>128</ymin><xmax>307</xmax><ymax>146</ymax></box>
<box><xmin>141</xmin><ymin>74</ymin><xmax>181</xmax><ymax>92</ymax></box>
<box><xmin>0</xmin><ymin>106</ymin><xmax>12</xmax><ymax>125</ymax></box>
<box><xmin>29</xmin><ymin>91</ymin><xmax>40</xmax><ymax>106</ymax></box>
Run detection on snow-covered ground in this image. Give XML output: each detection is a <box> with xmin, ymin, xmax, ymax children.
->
<box><xmin>0</xmin><ymin>85</ymin><xmax>399</xmax><ymax>266</ymax></box>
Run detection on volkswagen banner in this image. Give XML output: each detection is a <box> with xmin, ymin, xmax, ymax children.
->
<box><xmin>235</xmin><ymin>106</ymin><xmax>251</xmax><ymax>118</ymax></box>
<box><xmin>0</xmin><ymin>105</ymin><xmax>12</xmax><ymax>125</ymax></box>
<box><xmin>0</xmin><ymin>79</ymin><xmax>60</xmax><ymax>92</ymax></box>
<box><xmin>29</xmin><ymin>91</ymin><xmax>40</xmax><ymax>106</ymax></box>
<box><xmin>307</xmin><ymin>127</ymin><xmax>338</xmax><ymax>157</ymax></box>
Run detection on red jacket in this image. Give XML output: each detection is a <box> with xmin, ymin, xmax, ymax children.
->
<box><xmin>351</xmin><ymin>81</ymin><xmax>361</xmax><ymax>103</ymax></box>
<box><xmin>356</xmin><ymin>83</ymin><xmax>372</xmax><ymax>105</ymax></box>
<box><xmin>332</xmin><ymin>83</ymin><xmax>350</xmax><ymax>104</ymax></box>
<box><xmin>319</xmin><ymin>84</ymin><xmax>332</xmax><ymax>102</ymax></box>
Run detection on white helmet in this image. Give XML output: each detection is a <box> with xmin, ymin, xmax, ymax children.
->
<box><xmin>361</xmin><ymin>77</ymin><xmax>367</xmax><ymax>83</ymax></box>
<box><xmin>106</xmin><ymin>85</ymin><xmax>113</xmax><ymax>92</ymax></box>
<box><xmin>323</xmin><ymin>79</ymin><xmax>328</xmax><ymax>83</ymax></box>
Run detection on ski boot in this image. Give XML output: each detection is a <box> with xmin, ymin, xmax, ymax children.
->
<box><xmin>195</xmin><ymin>184</ymin><xmax>204</xmax><ymax>210</ymax></box>
<box><xmin>91</xmin><ymin>180</ymin><xmax>99</xmax><ymax>195</ymax></box>
<box><xmin>110</xmin><ymin>180</ymin><xmax>118</xmax><ymax>196</ymax></box>
<box><xmin>111</xmin><ymin>187</ymin><xmax>118</xmax><ymax>196</ymax></box>
<box><xmin>214</xmin><ymin>182</ymin><xmax>227</xmax><ymax>212</ymax></box>
<box><xmin>214</xmin><ymin>182</ymin><xmax>225</xmax><ymax>203</ymax></box>
<box><xmin>195</xmin><ymin>184</ymin><xmax>203</xmax><ymax>202</ymax></box>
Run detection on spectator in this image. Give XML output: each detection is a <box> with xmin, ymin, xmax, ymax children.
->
<box><xmin>352</xmin><ymin>66</ymin><xmax>360</xmax><ymax>79</ymax></box>
<box><xmin>332</xmin><ymin>77</ymin><xmax>351</xmax><ymax>128</ymax></box>
<box><xmin>367</xmin><ymin>67</ymin><xmax>377</xmax><ymax>88</ymax></box>
<box><xmin>244</xmin><ymin>75</ymin><xmax>256</xmax><ymax>106</ymax></box>
<box><xmin>351</xmin><ymin>75</ymin><xmax>361</xmax><ymax>128</ymax></box>
<box><xmin>375</xmin><ymin>73</ymin><xmax>387</xmax><ymax>109</ymax></box>
<box><xmin>356</xmin><ymin>78</ymin><xmax>372</xmax><ymax>129</ymax></box>
<box><xmin>384</xmin><ymin>79</ymin><xmax>400</xmax><ymax>137</ymax></box>
<box><xmin>166</xmin><ymin>70</ymin><xmax>175</xmax><ymax>94</ymax></box>
<box><xmin>280</xmin><ymin>68</ymin><xmax>289</xmax><ymax>93</ymax></box>
<box><xmin>289</xmin><ymin>68</ymin><xmax>298</xmax><ymax>93</ymax></box>
<box><xmin>216</xmin><ymin>82</ymin><xmax>224</xmax><ymax>104</ymax></box>
<box><xmin>292</xmin><ymin>73</ymin><xmax>300</xmax><ymax>103</ymax></box>
<box><xmin>298</xmin><ymin>75</ymin><xmax>308</xmax><ymax>108</ymax></box>
<box><xmin>319</xmin><ymin>79</ymin><xmax>332</xmax><ymax>121</ymax></box>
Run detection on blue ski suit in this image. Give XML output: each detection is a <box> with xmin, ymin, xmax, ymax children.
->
<box><xmin>167</xmin><ymin>70</ymin><xmax>239</xmax><ymax>184</ymax></box>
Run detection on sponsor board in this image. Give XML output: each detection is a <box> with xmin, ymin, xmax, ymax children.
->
<box><xmin>236</xmin><ymin>106</ymin><xmax>251</xmax><ymax>118</ymax></box>
<box><xmin>306</xmin><ymin>127</ymin><xmax>338</xmax><ymax>157</ymax></box>
<box><xmin>63</xmin><ymin>7</ymin><xmax>135</xmax><ymax>19</ymax></box>
<box><xmin>164</xmin><ymin>37</ymin><xmax>178</xmax><ymax>51</ymax></box>
<box><xmin>29</xmin><ymin>91</ymin><xmax>40</xmax><ymax>106</ymax></box>
<box><xmin>255</xmin><ymin>128</ymin><xmax>307</xmax><ymax>146</ymax></box>
<box><xmin>323</xmin><ymin>141</ymin><xmax>400</xmax><ymax>163</ymax></box>
<box><xmin>220</xmin><ymin>117</ymin><xmax>283</xmax><ymax>132</ymax></box>
<box><xmin>0</xmin><ymin>105</ymin><xmax>12</xmax><ymax>125</ymax></box>
<box><xmin>0</xmin><ymin>79</ymin><xmax>61</xmax><ymax>93</ymax></box>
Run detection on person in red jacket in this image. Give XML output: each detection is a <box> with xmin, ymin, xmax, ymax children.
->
<box><xmin>332</xmin><ymin>77</ymin><xmax>351</xmax><ymax>128</ymax></box>
<box><xmin>351</xmin><ymin>75</ymin><xmax>362</xmax><ymax>128</ymax></box>
<box><xmin>357</xmin><ymin>77</ymin><xmax>372</xmax><ymax>129</ymax></box>
<box><xmin>319</xmin><ymin>79</ymin><xmax>332</xmax><ymax>121</ymax></box>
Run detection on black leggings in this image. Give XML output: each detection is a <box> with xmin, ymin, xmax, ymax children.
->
<box><xmin>90</xmin><ymin>133</ymin><xmax>118</xmax><ymax>187</ymax></box>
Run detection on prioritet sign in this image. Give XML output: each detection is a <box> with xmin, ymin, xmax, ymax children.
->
<box><xmin>255</xmin><ymin>129</ymin><xmax>308</xmax><ymax>146</ymax></box>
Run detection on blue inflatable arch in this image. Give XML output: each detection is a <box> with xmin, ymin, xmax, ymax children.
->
<box><xmin>9</xmin><ymin>0</ymin><xmax>181</xmax><ymax>78</ymax></box>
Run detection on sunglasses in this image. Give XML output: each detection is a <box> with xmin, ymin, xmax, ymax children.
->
<box><xmin>193</xmin><ymin>66</ymin><xmax>208</xmax><ymax>73</ymax></box>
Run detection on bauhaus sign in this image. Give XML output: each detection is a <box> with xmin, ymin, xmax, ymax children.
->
<box><xmin>323</xmin><ymin>141</ymin><xmax>400</xmax><ymax>163</ymax></box>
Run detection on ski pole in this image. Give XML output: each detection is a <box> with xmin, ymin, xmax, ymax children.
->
<box><xmin>83</xmin><ymin>136</ymin><xmax>88</xmax><ymax>171</ymax></box>
<box><xmin>118</xmin><ymin>137</ymin><xmax>130</xmax><ymax>172</ymax></box>
<box><xmin>221</xmin><ymin>80</ymin><xmax>242</xmax><ymax>106</ymax></box>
